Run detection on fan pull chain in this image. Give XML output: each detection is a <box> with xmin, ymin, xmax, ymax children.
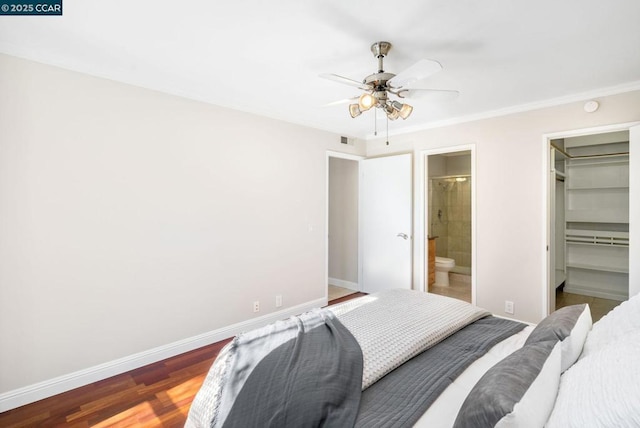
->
<box><xmin>386</xmin><ymin>114</ymin><xmax>389</xmax><ymax>145</ymax></box>
<box><xmin>374</xmin><ymin>109</ymin><xmax>378</xmax><ymax>136</ymax></box>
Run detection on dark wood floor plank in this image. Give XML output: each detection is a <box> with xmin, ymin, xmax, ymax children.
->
<box><xmin>0</xmin><ymin>293</ymin><xmax>364</xmax><ymax>427</ymax></box>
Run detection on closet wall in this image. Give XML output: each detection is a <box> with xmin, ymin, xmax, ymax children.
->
<box><xmin>551</xmin><ymin>144</ymin><xmax>566</xmax><ymax>289</ymax></box>
<box><xmin>557</xmin><ymin>131</ymin><xmax>630</xmax><ymax>301</ymax></box>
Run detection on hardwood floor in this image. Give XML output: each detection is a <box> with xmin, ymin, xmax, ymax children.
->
<box><xmin>0</xmin><ymin>293</ymin><xmax>366</xmax><ymax>427</ymax></box>
<box><xmin>328</xmin><ymin>284</ymin><xmax>358</xmax><ymax>301</ymax></box>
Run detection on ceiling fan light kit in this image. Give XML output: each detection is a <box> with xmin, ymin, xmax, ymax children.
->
<box><xmin>391</xmin><ymin>101</ymin><xmax>413</xmax><ymax>119</ymax></box>
<box><xmin>323</xmin><ymin>41</ymin><xmax>458</xmax><ymax>126</ymax></box>
<box><xmin>349</xmin><ymin>103</ymin><xmax>362</xmax><ymax>118</ymax></box>
<box><xmin>358</xmin><ymin>93</ymin><xmax>376</xmax><ymax>111</ymax></box>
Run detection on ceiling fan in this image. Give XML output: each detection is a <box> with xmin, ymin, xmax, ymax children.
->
<box><xmin>321</xmin><ymin>41</ymin><xmax>458</xmax><ymax>121</ymax></box>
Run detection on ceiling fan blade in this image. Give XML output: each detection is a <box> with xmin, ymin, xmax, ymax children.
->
<box><xmin>388</xmin><ymin>59</ymin><xmax>443</xmax><ymax>89</ymax></box>
<box><xmin>323</xmin><ymin>96</ymin><xmax>359</xmax><ymax>107</ymax></box>
<box><xmin>400</xmin><ymin>88</ymin><xmax>459</xmax><ymax>102</ymax></box>
<box><xmin>319</xmin><ymin>73</ymin><xmax>368</xmax><ymax>90</ymax></box>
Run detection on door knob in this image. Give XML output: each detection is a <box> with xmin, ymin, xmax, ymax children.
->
<box><xmin>396</xmin><ymin>233</ymin><xmax>409</xmax><ymax>240</ymax></box>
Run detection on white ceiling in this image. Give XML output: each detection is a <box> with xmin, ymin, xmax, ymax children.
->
<box><xmin>1</xmin><ymin>0</ymin><xmax>640</xmax><ymax>139</ymax></box>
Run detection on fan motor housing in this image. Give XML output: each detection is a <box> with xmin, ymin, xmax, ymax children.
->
<box><xmin>363</xmin><ymin>72</ymin><xmax>396</xmax><ymax>90</ymax></box>
<box><xmin>373</xmin><ymin>90</ymin><xmax>388</xmax><ymax>106</ymax></box>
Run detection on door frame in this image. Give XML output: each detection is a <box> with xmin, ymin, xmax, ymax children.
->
<box><xmin>326</xmin><ymin>151</ymin><xmax>365</xmax><ymax>301</ymax></box>
<box><xmin>417</xmin><ymin>144</ymin><xmax>477</xmax><ymax>305</ymax></box>
<box><xmin>541</xmin><ymin>121</ymin><xmax>640</xmax><ymax>318</ymax></box>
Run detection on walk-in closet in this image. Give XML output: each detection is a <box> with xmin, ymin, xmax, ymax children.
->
<box><xmin>551</xmin><ymin>130</ymin><xmax>630</xmax><ymax>303</ymax></box>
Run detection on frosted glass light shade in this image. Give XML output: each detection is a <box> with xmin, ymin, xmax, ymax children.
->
<box><xmin>399</xmin><ymin>103</ymin><xmax>413</xmax><ymax>119</ymax></box>
<box><xmin>349</xmin><ymin>104</ymin><xmax>362</xmax><ymax>118</ymax></box>
<box><xmin>391</xmin><ymin>100</ymin><xmax>413</xmax><ymax>120</ymax></box>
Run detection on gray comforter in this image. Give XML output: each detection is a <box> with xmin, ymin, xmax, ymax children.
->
<box><xmin>356</xmin><ymin>316</ymin><xmax>526</xmax><ymax>427</ymax></box>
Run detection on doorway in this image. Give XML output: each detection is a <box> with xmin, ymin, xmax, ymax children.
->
<box><xmin>327</xmin><ymin>152</ymin><xmax>362</xmax><ymax>301</ymax></box>
<box><xmin>419</xmin><ymin>145</ymin><xmax>476</xmax><ymax>304</ymax></box>
<box><xmin>544</xmin><ymin>122</ymin><xmax>640</xmax><ymax>319</ymax></box>
<box><xmin>326</xmin><ymin>151</ymin><xmax>414</xmax><ymax>301</ymax></box>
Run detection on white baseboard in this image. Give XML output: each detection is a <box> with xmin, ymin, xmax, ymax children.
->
<box><xmin>563</xmin><ymin>286</ymin><xmax>626</xmax><ymax>302</ymax></box>
<box><xmin>328</xmin><ymin>277</ymin><xmax>359</xmax><ymax>291</ymax></box>
<box><xmin>0</xmin><ymin>297</ymin><xmax>327</xmax><ymax>412</ymax></box>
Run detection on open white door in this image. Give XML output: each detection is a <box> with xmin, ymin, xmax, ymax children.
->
<box><xmin>361</xmin><ymin>153</ymin><xmax>412</xmax><ymax>293</ymax></box>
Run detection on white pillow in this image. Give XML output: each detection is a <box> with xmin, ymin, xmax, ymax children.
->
<box><xmin>546</xmin><ymin>331</ymin><xmax>640</xmax><ymax>428</ymax></box>
<box><xmin>580</xmin><ymin>292</ymin><xmax>640</xmax><ymax>359</ymax></box>
<box><xmin>454</xmin><ymin>340</ymin><xmax>561</xmax><ymax>428</ymax></box>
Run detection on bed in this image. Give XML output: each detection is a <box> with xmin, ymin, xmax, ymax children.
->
<box><xmin>185</xmin><ymin>289</ymin><xmax>640</xmax><ymax>427</ymax></box>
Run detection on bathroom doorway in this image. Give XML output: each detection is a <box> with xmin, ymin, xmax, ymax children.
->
<box><xmin>421</xmin><ymin>147</ymin><xmax>475</xmax><ymax>304</ymax></box>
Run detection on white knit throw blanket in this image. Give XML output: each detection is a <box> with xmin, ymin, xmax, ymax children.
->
<box><xmin>329</xmin><ymin>289</ymin><xmax>490</xmax><ymax>390</ymax></box>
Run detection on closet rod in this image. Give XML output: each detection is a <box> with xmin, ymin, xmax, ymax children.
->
<box><xmin>570</xmin><ymin>152</ymin><xmax>629</xmax><ymax>160</ymax></box>
<box><xmin>550</xmin><ymin>142</ymin><xmax>629</xmax><ymax>159</ymax></box>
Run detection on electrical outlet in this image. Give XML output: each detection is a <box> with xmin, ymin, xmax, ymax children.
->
<box><xmin>253</xmin><ymin>301</ymin><xmax>260</xmax><ymax>313</ymax></box>
<box><xmin>275</xmin><ymin>295</ymin><xmax>283</xmax><ymax>307</ymax></box>
<box><xmin>504</xmin><ymin>300</ymin><xmax>514</xmax><ymax>315</ymax></box>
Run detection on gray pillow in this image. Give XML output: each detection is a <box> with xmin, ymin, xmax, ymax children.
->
<box><xmin>525</xmin><ymin>304</ymin><xmax>592</xmax><ymax>372</ymax></box>
<box><xmin>453</xmin><ymin>340</ymin><xmax>561</xmax><ymax>428</ymax></box>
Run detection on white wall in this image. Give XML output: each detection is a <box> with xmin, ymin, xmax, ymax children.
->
<box><xmin>367</xmin><ymin>90</ymin><xmax>640</xmax><ymax>323</ymax></box>
<box><xmin>328</xmin><ymin>158</ymin><xmax>359</xmax><ymax>285</ymax></box>
<box><xmin>0</xmin><ymin>54</ymin><xmax>365</xmax><ymax>399</ymax></box>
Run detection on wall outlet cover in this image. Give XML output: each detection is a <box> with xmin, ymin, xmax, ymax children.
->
<box><xmin>504</xmin><ymin>300</ymin><xmax>514</xmax><ymax>315</ymax></box>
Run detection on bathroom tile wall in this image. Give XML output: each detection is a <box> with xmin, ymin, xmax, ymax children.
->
<box><xmin>430</xmin><ymin>179</ymin><xmax>448</xmax><ymax>257</ymax></box>
<box><xmin>430</xmin><ymin>178</ymin><xmax>471</xmax><ymax>270</ymax></box>
<box><xmin>447</xmin><ymin>179</ymin><xmax>471</xmax><ymax>269</ymax></box>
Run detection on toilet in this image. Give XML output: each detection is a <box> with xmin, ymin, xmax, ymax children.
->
<box><xmin>435</xmin><ymin>257</ymin><xmax>456</xmax><ymax>286</ymax></box>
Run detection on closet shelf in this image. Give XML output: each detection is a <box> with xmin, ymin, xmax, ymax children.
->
<box><xmin>566</xmin><ymin>241</ymin><xmax>629</xmax><ymax>248</ymax></box>
<box><xmin>565</xmin><ymin>210</ymin><xmax>629</xmax><ymax>223</ymax></box>
<box><xmin>567</xmin><ymin>184</ymin><xmax>629</xmax><ymax>190</ymax></box>
<box><xmin>565</xmin><ymin>230</ymin><xmax>629</xmax><ymax>246</ymax></box>
<box><xmin>566</xmin><ymin>158</ymin><xmax>629</xmax><ymax>168</ymax></box>
<box><xmin>565</xmin><ymin>262</ymin><xmax>628</xmax><ymax>274</ymax></box>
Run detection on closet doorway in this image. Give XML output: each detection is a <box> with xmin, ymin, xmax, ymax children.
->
<box><xmin>545</xmin><ymin>123</ymin><xmax>640</xmax><ymax>320</ymax></box>
<box><xmin>420</xmin><ymin>145</ymin><xmax>476</xmax><ymax>304</ymax></box>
